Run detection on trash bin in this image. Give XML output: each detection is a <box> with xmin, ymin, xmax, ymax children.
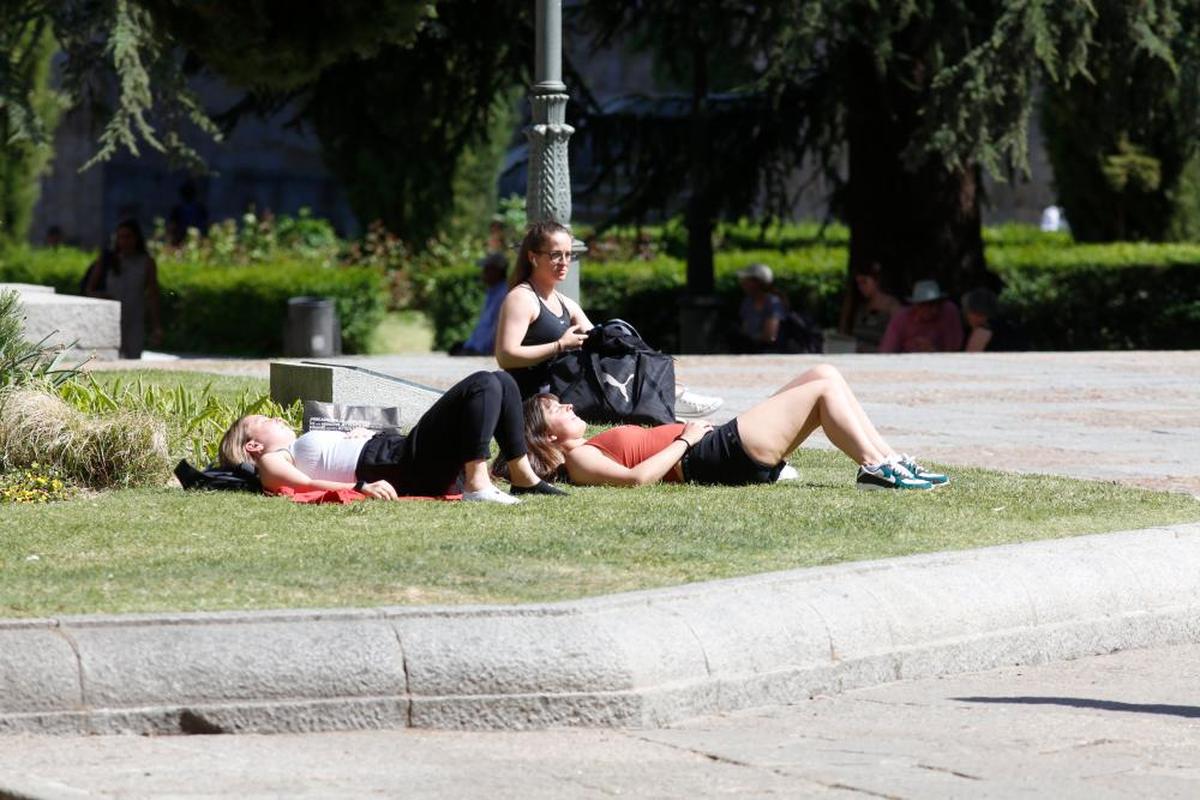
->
<box><xmin>284</xmin><ymin>296</ymin><xmax>341</xmax><ymax>357</ymax></box>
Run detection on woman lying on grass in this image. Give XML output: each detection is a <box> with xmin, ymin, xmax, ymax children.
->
<box><xmin>512</xmin><ymin>364</ymin><xmax>947</xmax><ymax>491</ymax></box>
<box><xmin>220</xmin><ymin>371</ymin><xmax>564</xmax><ymax>504</ymax></box>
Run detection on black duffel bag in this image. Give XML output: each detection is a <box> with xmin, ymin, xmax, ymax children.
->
<box><xmin>546</xmin><ymin>319</ymin><xmax>676</xmax><ymax>426</ymax></box>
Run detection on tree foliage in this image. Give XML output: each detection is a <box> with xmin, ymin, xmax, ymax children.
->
<box><xmin>1041</xmin><ymin>0</ymin><xmax>1200</xmax><ymax>241</ymax></box>
<box><xmin>0</xmin><ymin>0</ymin><xmax>432</xmax><ymax>171</ymax></box>
<box><xmin>0</xmin><ymin>16</ymin><xmax>65</xmax><ymax>243</ymax></box>
<box><xmin>304</xmin><ymin>0</ymin><xmax>532</xmax><ymax>244</ymax></box>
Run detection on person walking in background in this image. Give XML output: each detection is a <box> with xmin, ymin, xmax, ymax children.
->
<box><xmin>494</xmin><ymin>221</ymin><xmax>722</xmax><ymax>418</ymax></box>
<box><xmin>849</xmin><ymin>262</ymin><xmax>901</xmax><ymax>353</ymax></box>
<box><xmin>879</xmin><ymin>279</ymin><xmax>963</xmax><ymax>353</ymax></box>
<box><xmin>451</xmin><ymin>252</ymin><xmax>509</xmax><ymax>356</ymax></box>
<box><xmin>733</xmin><ymin>263</ymin><xmax>787</xmax><ymax>353</ymax></box>
<box><xmin>84</xmin><ymin>219</ymin><xmax>163</xmax><ymax>359</ymax></box>
<box><xmin>962</xmin><ymin>288</ymin><xmax>1029</xmax><ymax>352</ymax></box>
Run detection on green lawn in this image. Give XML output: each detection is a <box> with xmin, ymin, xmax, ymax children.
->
<box><xmin>3</xmin><ymin>449</ymin><xmax>1196</xmax><ymax>617</ymax></box>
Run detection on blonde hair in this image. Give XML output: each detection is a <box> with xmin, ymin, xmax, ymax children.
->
<box><xmin>218</xmin><ymin>415</ymin><xmax>255</xmax><ymax>469</ymax></box>
<box><xmin>492</xmin><ymin>393</ymin><xmax>565</xmax><ymax>482</ymax></box>
<box><xmin>511</xmin><ymin>221</ymin><xmax>571</xmax><ymax>290</ymax></box>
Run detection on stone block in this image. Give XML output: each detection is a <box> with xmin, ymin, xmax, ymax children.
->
<box><xmin>71</xmin><ymin>616</ymin><xmax>406</xmax><ymax>708</ymax></box>
<box><xmin>270</xmin><ymin>360</ymin><xmax>442</xmax><ymax>429</ymax></box>
<box><xmin>0</xmin><ymin>625</ymin><xmax>82</xmax><ymax>713</ymax></box>
<box><xmin>0</xmin><ymin>282</ymin><xmax>120</xmax><ymax>361</ymax></box>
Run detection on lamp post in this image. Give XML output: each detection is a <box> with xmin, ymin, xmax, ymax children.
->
<box><xmin>526</xmin><ymin>0</ymin><xmax>583</xmax><ymax>302</ymax></box>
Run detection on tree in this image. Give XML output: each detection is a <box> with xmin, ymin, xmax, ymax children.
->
<box><xmin>577</xmin><ymin>1</ymin><xmax>804</xmax><ymax>296</ymax></box>
<box><xmin>302</xmin><ymin>0</ymin><xmax>532</xmax><ymax>244</ymax></box>
<box><xmin>1041</xmin><ymin>0</ymin><xmax>1200</xmax><ymax>241</ymax></box>
<box><xmin>0</xmin><ymin>16</ymin><xmax>65</xmax><ymax>243</ymax></box>
<box><xmin>577</xmin><ymin>1</ymin><xmax>1192</xmax><ymax>321</ymax></box>
<box><xmin>0</xmin><ymin>1</ymin><xmax>433</xmax><ymax>171</ymax></box>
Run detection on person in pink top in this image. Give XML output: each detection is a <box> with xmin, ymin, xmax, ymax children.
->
<box><xmin>879</xmin><ymin>279</ymin><xmax>964</xmax><ymax>353</ymax></box>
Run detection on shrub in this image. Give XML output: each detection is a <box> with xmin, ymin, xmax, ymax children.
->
<box><xmin>156</xmin><ymin>260</ymin><xmax>386</xmax><ymax>356</ymax></box>
<box><xmin>990</xmin><ymin>243</ymin><xmax>1200</xmax><ymax>349</ymax></box>
<box><xmin>423</xmin><ymin>250</ymin><xmax>845</xmax><ymax>352</ymax></box>
<box><xmin>422</xmin><ymin>234</ymin><xmax>1200</xmax><ymax>352</ymax></box>
<box><xmin>0</xmin><ymin>246</ymin><xmax>388</xmax><ymax>356</ymax></box>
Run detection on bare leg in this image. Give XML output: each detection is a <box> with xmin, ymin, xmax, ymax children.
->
<box><xmin>736</xmin><ymin>377</ymin><xmax>889</xmax><ymax>467</ymax></box>
<box><xmin>462</xmin><ymin>459</ymin><xmax>493</xmax><ymax>493</ymax></box>
<box><xmin>466</xmin><ymin>455</ymin><xmax>543</xmax><ymax>491</ymax></box>
<box><xmin>770</xmin><ymin>364</ymin><xmax>895</xmax><ymax>458</ymax></box>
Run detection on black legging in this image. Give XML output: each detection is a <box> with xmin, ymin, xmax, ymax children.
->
<box><xmin>356</xmin><ymin>371</ymin><xmax>526</xmax><ymax>495</ymax></box>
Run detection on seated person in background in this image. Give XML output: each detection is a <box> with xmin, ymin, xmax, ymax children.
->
<box><xmin>511</xmin><ymin>363</ymin><xmax>947</xmax><ymax>491</ymax></box>
<box><xmin>495</xmin><ymin>220</ymin><xmax>722</xmax><ymax>417</ymax></box>
<box><xmin>732</xmin><ymin>263</ymin><xmax>787</xmax><ymax>353</ymax></box>
<box><xmin>450</xmin><ymin>252</ymin><xmax>509</xmax><ymax>356</ymax></box>
<box><xmin>879</xmin><ymin>279</ymin><xmax>963</xmax><ymax>353</ymax></box>
<box><xmin>849</xmin><ymin>262</ymin><xmax>901</xmax><ymax>353</ymax></box>
<box><xmin>219</xmin><ymin>371</ymin><xmax>565</xmax><ymax>504</ymax></box>
<box><xmin>962</xmin><ymin>288</ymin><xmax>1029</xmax><ymax>352</ymax></box>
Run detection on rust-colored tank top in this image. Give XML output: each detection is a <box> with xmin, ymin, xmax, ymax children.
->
<box><xmin>583</xmin><ymin>423</ymin><xmax>686</xmax><ymax>483</ymax></box>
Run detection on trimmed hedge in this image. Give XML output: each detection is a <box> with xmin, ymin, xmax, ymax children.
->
<box><xmin>0</xmin><ymin>246</ymin><xmax>387</xmax><ymax>356</ymax></box>
<box><xmin>427</xmin><ymin>238</ymin><xmax>1200</xmax><ymax>352</ymax></box>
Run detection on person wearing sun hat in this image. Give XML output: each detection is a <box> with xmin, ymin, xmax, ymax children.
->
<box><xmin>734</xmin><ymin>262</ymin><xmax>788</xmax><ymax>353</ymax></box>
<box><xmin>879</xmin><ymin>278</ymin><xmax>964</xmax><ymax>353</ymax></box>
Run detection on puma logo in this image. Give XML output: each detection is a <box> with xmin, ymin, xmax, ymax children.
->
<box><xmin>601</xmin><ymin>371</ymin><xmax>635</xmax><ymax>403</ymax></box>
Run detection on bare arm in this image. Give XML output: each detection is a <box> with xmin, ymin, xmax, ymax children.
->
<box><xmin>560</xmin><ymin>294</ymin><xmax>594</xmax><ymax>331</ymax></box>
<box><xmin>565</xmin><ymin>421</ymin><xmax>712</xmax><ymax>487</ymax></box>
<box><xmin>256</xmin><ymin>452</ymin><xmax>397</xmax><ymax>499</ymax></box>
<box><xmin>494</xmin><ymin>288</ymin><xmax>588</xmax><ymax>368</ymax></box>
<box><xmin>84</xmin><ymin>257</ymin><xmax>107</xmax><ymax>298</ymax></box>
<box><xmin>965</xmin><ymin>327</ymin><xmax>993</xmax><ymax>352</ymax></box>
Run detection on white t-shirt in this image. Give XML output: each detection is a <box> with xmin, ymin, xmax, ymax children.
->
<box><xmin>288</xmin><ymin>431</ymin><xmax>367</xmax><ymax>483</ymax></box>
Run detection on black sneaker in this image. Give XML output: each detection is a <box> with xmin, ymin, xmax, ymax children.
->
<box><xmin>510</xmin><ymin>480</ymin><xmax>568</xmax><ymax>496</ymax></box>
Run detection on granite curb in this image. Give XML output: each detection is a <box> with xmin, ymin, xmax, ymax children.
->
<box><xmin>2</xmin><ymin>523</ymin><xmax>1198</xmax><ymax>735</ymax></box>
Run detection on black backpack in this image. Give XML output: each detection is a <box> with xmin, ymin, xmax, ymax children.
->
<box><xmin>174</xmin><ymin>459</ymin><xmax>263</xmax><ymax>492</ymax></box>
<box><xmin>547</xmin><ymin>319</ymin><xmax>677</xmax><ymax>426</ymax></box>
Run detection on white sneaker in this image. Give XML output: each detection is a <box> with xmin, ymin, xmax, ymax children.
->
<box><xmin>775</xmin><ymin>463</ymin><xmax>800</xmax><ymax>482</ymax></box>
<box><xmin>462</xmin><ymin>486</ymin><xmax>521</xmax><ymax>505</ymax></box>
<box><xmin>675</xmin><ymin>389</ymin><xmax>723</xmax><ymax>418</ymax></box>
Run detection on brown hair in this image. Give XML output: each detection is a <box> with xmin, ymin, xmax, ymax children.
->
<box><xmin>218</xmin><ymin>415</ymin><xmax>254</xmax><ymax>468</ymax></box>
<box><xmin>491</xmin><ymin>393</ymin><xmax>565</xmax><ymax>482</ymax></box>
<box><xmin>510</xmin><ymin>221</ymin><xmax>571</xmax><ymax>290</ymax></box>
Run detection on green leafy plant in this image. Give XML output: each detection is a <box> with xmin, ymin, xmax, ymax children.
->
<box><xmin>0</xmin><ymin>289</ymin><xmax>84</xmax><ymax>390</ymax></box>
<box><xmin>58</xmin><ymin>375</ymin><xmax>301</xmax><ymax>466</ymax></box>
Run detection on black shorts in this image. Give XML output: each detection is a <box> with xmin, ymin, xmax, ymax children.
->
<box><xmin>680</xmin><ymin>419</ymin><xmax>784</xmax><ymax>486</ymax></box>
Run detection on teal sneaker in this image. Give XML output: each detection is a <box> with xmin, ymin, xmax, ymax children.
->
<box><xmin>856</xmin><ymin>462</ymin><xmax>933</xmax><ymax>491</ymax></box>
<box><xmin>895</xmin><ymin>454</ymin><xmax>949</xmax><ymax>487</ymax></box>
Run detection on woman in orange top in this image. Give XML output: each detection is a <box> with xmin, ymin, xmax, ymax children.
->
<box><xmin>509</xmin><ymin>364</ymin><xmax>948</xmax><ymax>491</ymax></box>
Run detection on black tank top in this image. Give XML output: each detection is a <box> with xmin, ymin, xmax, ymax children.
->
<box><xmin>508</xmin><ymin>283</ymin><xmax>573</xmax><ymax>397</ymax></box>
<box><xmin>520</xmin><ymin>283</ymin><xmax>572</xmax><ymax>345</ymax></box>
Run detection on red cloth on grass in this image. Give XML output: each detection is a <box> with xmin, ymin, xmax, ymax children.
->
<box><xmin>270</xmin><ymin>487</ymin><xmax>461</xmax><ymax>504</ymax></box>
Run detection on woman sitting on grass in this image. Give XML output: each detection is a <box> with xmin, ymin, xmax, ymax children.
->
<box><xmin>220</xmin><ymin>371</ymin><xmax>564</xmax><ymax>504</ymax></box>
<box><xmin>511</xmin><ymin>364</ymin><xmax>947</xmax><ymax>491</ymax></box>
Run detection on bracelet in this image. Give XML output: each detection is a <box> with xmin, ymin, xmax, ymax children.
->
<box><xmin>672</xmin><ymin>435</ymin><xmax>692</xmax><ymax>453</ymax></box>
<box><xmin>353</xmin><ymin>479</ymin><xmax>365</xmax><ymax>492</ymax></box>
<box><xmin>554</xmin><ymin>340</ymin><xmax>563</xmax><ymax>355</ymax></box>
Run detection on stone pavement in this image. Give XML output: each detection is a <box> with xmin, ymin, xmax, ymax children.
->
<box><xmin>92</xmin><ymin>350</ymin><xmax>1200</xmax><ymax>494</ymax></box>
<box><xmin>2</xmin><ymin>642</ymin><xmax>1198</xmax><ymax>799</ymax></box>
